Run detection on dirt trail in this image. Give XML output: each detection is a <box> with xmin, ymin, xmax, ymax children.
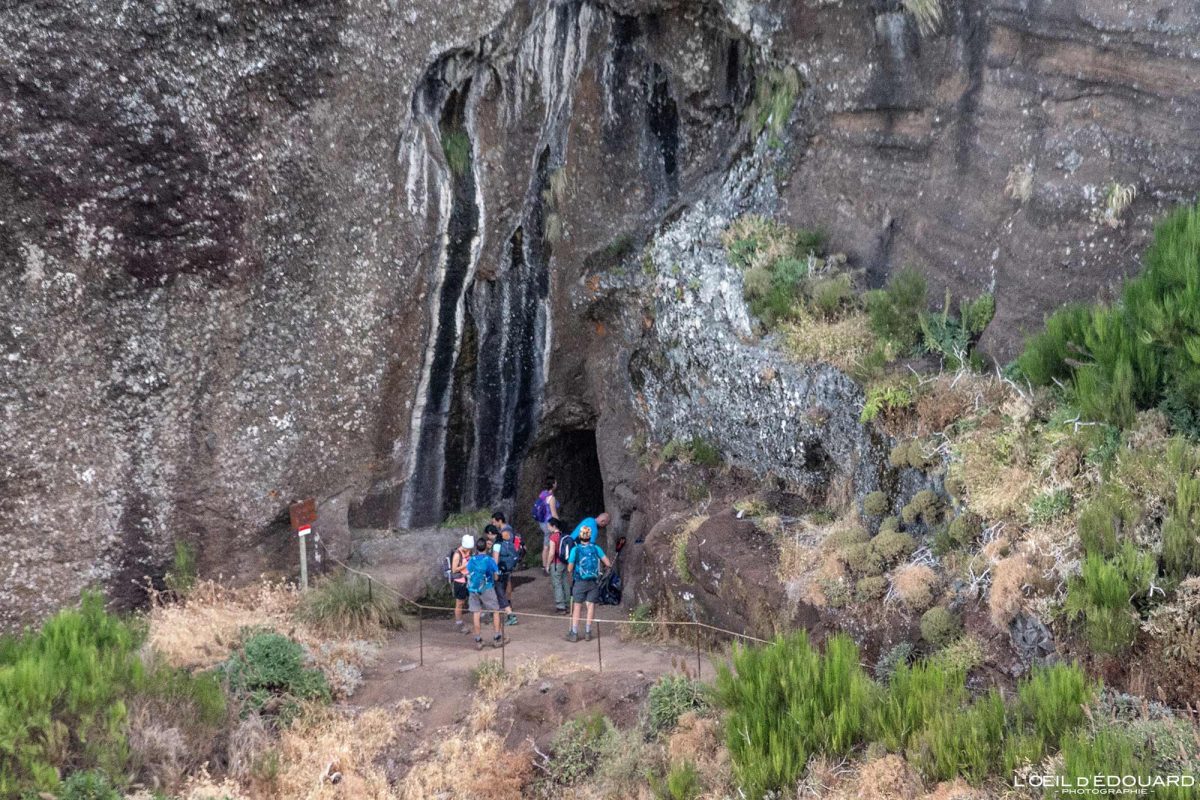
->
<box><xmin>349</xmin><ymin>568</ymin><xmax>714</xmax><ymax>730</ymax></box>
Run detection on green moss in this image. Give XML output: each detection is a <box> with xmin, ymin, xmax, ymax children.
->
<box><xmin>441</xmin><ymin>130</ymin><xmax>471</xmax><ymax>176</ymax></box>
<box><xmin>871</xmin><ymin>530</ymin><xmax>916</xmax><ymax>567</ymax></box>
<box><xmin>902</xmin><ymin>489</ymin><xmax>943</xmax><ymax>525</ymax></box>
<box><xmin>841</xmin><ymin>542</ymin><xmax>886</xmax><ymax>578</ymax></box>
<box><xmin>855</xmin><ymin>575</ymin><xmax>889</xmax><ymax>602</ymax></box>
<box><xmin>863</xmin><ymin>491</ymin><xmax>890</xmax><ymax>517</ymax></box>
<box><xmin>889</xmin><ymin>439</ymin><xmax>933</xmax><ymax>471</ymax></box>
<box><xmin>946</xmin><ymin>511</ymin><xmax>983</xmax><ymax>549</ymax></box>
<box><xmin>919</xmin><ymin>606</ymin><xmax>962</xmax><ymax>647</ymax></box>
<box><xmin>878</xmin><ymin>515</ymin><xmax>901</xmax><ymax>534</ymax></box>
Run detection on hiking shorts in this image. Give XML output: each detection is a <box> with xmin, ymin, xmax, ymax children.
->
<box><xmin>452</xmin><ymin>581</ymin><xmax>469</xmax><ymax>602</ymax></box>
<box><xmin>468</xmin><ymin>587</ymin><xmax>500</xmax><ymax>613</ymax></box>
<box><xmin>539</xmin><ymin>521</ymin><xmax>552</xmax><ymax>548</ymax></box>
<box><xmin>571</xmin><ymin>578</ymin><xmax>600</xmax><ymax>604</ymax></box>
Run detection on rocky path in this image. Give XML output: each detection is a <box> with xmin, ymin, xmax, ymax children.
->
<box><xmin>350</xmin><ymin>568</ymin><xmax>714</xmax><ymax>731</ymax></box>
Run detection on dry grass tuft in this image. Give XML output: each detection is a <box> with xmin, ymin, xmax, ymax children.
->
<box><xmin>399</xmin><ymin>701</ymin><xmax>530</xmax><ymax>800</ymax></box>
<box><xmin>920</xmin><ymin>777</ymin><xmax>989</xmax><ymax>800</ymax></box>
<box><xmin>276</xmin><ymin>703</ymin><xmax>412</xmax><ymax>800</ymax></box>
<box><xmin>988</xmin><ymin>554</ymin><xmax>1035</xmax><ymax>628</ymax></box>
<box><xmin>665</xmin><ymin>712</ymin><xmax>731</xmax><ymax>798</ymax></box>
<box><xmin>891</xmin><ymin>564</ymin><xmax>939</xmax><ymax>612</ymax></box>
<box><xmin>831</xmin><ymin>754</ymin><xmax>924</xmax><ymax>800</ymax></box>
<box><xmin>780</xmin><ymin>311</ymin><xmax>877</xmax><ymax>374</ymax></box>
<box><xmin>173</xmin><ymin>767</ymin><xmax>253</xmax><ymax>800</ymax></box>
<box><xmin>147</xmin><ymin>579</ymin><xmax>306</xmax><ymax>670</ymax></box>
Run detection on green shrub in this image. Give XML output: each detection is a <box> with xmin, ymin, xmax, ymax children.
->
<box><xmin>714</xmin><ymin>633</ymin><xmax>875</xmax><ymax>797</ymax></box>
<box><xmin>646</xmin><ymin>675</ymin><xmax>710</xmax><ymax>738</ymax></box>
<box><xmin>946</xmin><ymin>512</ymin><xmax>983</xmax><ymax>550</ymax></box>
<box><xmin>749</xmin><ymin>67</ymin><xmax>802</xmax><ymax>143</ymax></box>
<box><xmin>1056</xmin><ymin>729</ymin><xmax>1145</xmax><ymax>796</ymax></box>
<box><xmin>1028</xmin><ymin>489</ymin><xmax>1073</xmax><ymax>525</ymax></box>
<box><xmin>469</xmin><ymin>659</ymin><xmax>506</xmax><ymax>690</ymax></box>
<box><xmin>856</xmin><ymin>575</ymin><xmax>889</xmax><ymax>602</ymax></box>
<box><xmin>1077</xmin><ymin>489</ymin><xmax>1137</xmax><ymax>557</ymax></box>
<box><xmin>220</xmin><ymin>632</ymin><xmax>330</xmax><ymax>718</ymax></box>
<box><xmin>825</xmin><ymin>522</ymin><xmax>870</xmax><ymax>549</ymax></box>
<box><xmin>440</xmin><ymin>508</ymin><xmax>492</xmax><ymax>529</ymax></box>
<box><xmin>866</xmin><ymin>268</ymin><xmax>927</xmax><ymax>351</ymax></box>
<box><xmin>902</xmin><ymin>489</ymin><xmax>942</xmax><ymax>525</ymax></box>
<box><xmin>650</xmin><ymin>761</ymin><xmax>703</xmax><ymax>800</ymax></box>
<box><xmin>811</xmin><ymin>273</ymin><xmax>854</xmax><ymax>319</ymax></box>
<box><xmin>919</xmin><ymin>289</ymin><xmax>995</xmax><ymax>370</ymax></box>
<box><xmin>441</xmin><ymin>130</ymin><xmax>471</xmax><ymax>176</ymax></box>
<box><xmin>687</xmin><ymin>437</ymin><xmax>722</xmax><ymax>467</ymax></box>
<box><xmin>919</xmin><ymin>607</ymin><xmax>961</xmax><ymax>647</ymax></box>
<box><xmin>549</xmin><ymin>711</ymin><xmax>620</xmax><ymax>785</ymax></box>
<box><xmin>300</xmin><ymin>572</ymin><xmax>405</xmax><ymax>636</ymax></box>
<box><xmin>164</xmin><ymin>540</ymin><xmax>198</xmax><ymax>597</ymax></box>
<box><xmin>1013</xmin><ymin>663</ymin><xmax>1092</xmax><ymax>751</ymax></box>
<box><xmin>1065</xmin><ymin>542</ymin><xmax>1157</xmax><ymax>654</ymax></box>
<box><xmin>910</xmin><ymin>689</ymin><xmax>1006</xmax><ymax>783</ymax></box>
<box><xmin>59</xmin><ymin>770</ymin><xmax>121</xmax><ymax>800</ymax></box>
<box><xmin>873</xmin><ymin>641</ymin><xmax>914</xmax><ymax>682</ymax></box>
<box><xmin>861</xmin><ymin>383</ymin><xmax>915</xmax><ymax>423</ymax></box>
<box><xmin>1162</xmin><ymin>473</ymin><xmax>1200</xmax><ymax>581</ymax></box>
<box><xmin>1016</xmin><ymin>203</ymin><xmax>1200</xmax><ymax>431</ymax></box>
<box><xmin>872</xmin><ymin>660</ymin><xmax>966</xmax><ymax>752</ymax></box>
<box><xmin>878</xmin><ymin>515</ymin><xmax>901</xmax><ymax>534</ymax></box>
<box><xmin>841</xmin><ymin>542</ymin><xmax>886</xmax><ymax>578</ymax></box>
<box><xmin>871</xmin><ymin>530</ymin><xmax>916</xmax><ymax>567</ymax></box>
<box><xmin>890</xmin><ymin>440</ymin><xmax>933</xmax><ymax>471</ymax></box>
<box><xmin>627</xmin><ymin>603</ymin><xmax>656</xmax><ymax>640</ymax></box>
<box><xmin>862</xmin><ymin>491</ymin><xmax>890</xmax><ymax>517</ymax></box>
<box><xmin>930</xmin><ymin>635</ymin><xmax>985</xmax><ymax>674</ymax></box>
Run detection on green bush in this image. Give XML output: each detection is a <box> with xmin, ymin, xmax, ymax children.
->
<box><xmin>910</xmin><ymin>689</ymin><xmax>1006</xmax><ymax>783</ymax></box>
<box><xmin>862</xmin><ymin>491</ymin><xmax>890</xmax><ymax>517</ymax></box>
<box><xmin>878</xmin><ymin>515</ymin><xmax>901</xmax><ymax>534</ymax></box>
<box><xmin>687</xmin><ymin>438</ymin><xmax>722</xmax><ymax>467</ymax></box>
<box><xmin>469</xmin><ymin>659</ymin><xmax>506</xmax><ymax>690</ymax></box>
<box><xmin>902</xmin><ymin>489</ymin><xmax>942</xmax><ymax>525</ymax></box>
<box><xmin>1016</xmin><ymin>203</ymin><xmax>1200</xmax><ymax>431</ymax></box>
<box><xmin>549</xmin><ymin>711</ymin><xmax>620</xmax><ymax>785</ymax></box>
<box><xmin>861</xmin><ymin>384</ymin><xmax>914</xmax><ymax>424</ymax></box>
<box><xmin>59</xmin><ymin>770</ymin><xmax>121</xmax><ymax>800</ymax></box>
<box><xmin>919</xmin><ymin>607</ymin><xmax>962</xmax><ymax>647</ymax></box>
<box><xmin>1065</xmin><ymin>542</ymin><xmax>1157</xmax><ymax>654</ymax></box>
<box><xmin>890</xmin><ymin>440</ymin><xmax>933</xmax><ymax>471</ymax></box>
<box><xmin>866</xmin><ymin>268</ymin><xmax>927</xmax><ymax>351</ymax></box>
<box><xmin>811</xmin><ymin>273</ymin><xmax>854</xmax><ymax>319</ymax></box>
<box><xmin>871</xmin><ymin>530</ymin><xmax>916</xmax><ymax>567</ymax></box>
<box><xmin>1077</xmin><ymin>489</ymin><xmax>1137</xmax><ymax>557</ymax></box>
<box><xmin>856</xmin><ymin>575</ymin><xmax>889</xmax><ymax>602</ymax></box>
<box><xmin>872</xmin><ymin>660</ymin><xmax>966</xmax><ymax>752</ymax></box>
<box><xmin>873</xmin><ymin>642</ymin><xmax>914</xmax><ymax>683</ymax></box>
<box><xmin>646</xmin><ymin>675</ymin><xmax>710</xmax><ymax>738</ymax></box>
<box><xmin>650</xmin><ymin>761</ymin><xmax>703</xmax><ymax>800</ymax></box>
<box><xmin>164</xmin><ymin>540</ymin><xmax>198</xmax><ymax>597</ymax></box>
<box><xmin>714</xmin><ymin>633</ymin><xmax>875</xmax><ymax>797</ymax></box>
<box><xmin>1028</xmin><ymin>489</ymin><xmax>1073</xmax><ymax>525</ymax></box>
<box><xmin>841</xmin><ymin>542</ymin><xmax>885</xmax><ymax>578</ymax></box>
<box><xmin>919</xmin><ymin>289</ymin><xmax>995</xmax><ymax>370</ymax></box>
<box><xmin>220</xmin><ymin>632</ymin><xmax>330</xmax><ymax>718</ymax></box>
<box><xmin>300</xmin><ymin>572</ymin><xmax>405</xmax><ymax>636</ymax></box>
<box><xmin>1013</xmin><ymin>663</ymin><xmax>1092</xmax><ymax>752</ymax></box>
<box><xmin>1162</xmin><ymin>473</ymin><xmax>1200</xmax><ymax>582</ymax></box>
<box><xmin>946</xmin><ymin>512</ymin><xmax>983</xmax><ymax>550</ymax></box>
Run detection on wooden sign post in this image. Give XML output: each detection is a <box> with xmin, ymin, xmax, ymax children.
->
<box><xmin>290</xmin><ymin>498</ymin><xmax>318</xmax><ymax>590</ymax></box>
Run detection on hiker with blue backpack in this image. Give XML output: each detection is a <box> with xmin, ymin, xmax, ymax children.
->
<box><xmin>566</xmin><ymin>523</ymin><xmax>611</xmax><ymax>642</ymax></box>
<box><xmin>532</xmin><ymin>476</ymin><xmax>560</xmax><ymax>574</ymax></box>
<box><xmin>466</xmin><ymin>538</ymin><xmax>508</xmax><ymax>649</ymax></box>
<box><xmin>490</xmin><ymin>521</ymin><xmax>520</xmax><ymax>626</ymax></box>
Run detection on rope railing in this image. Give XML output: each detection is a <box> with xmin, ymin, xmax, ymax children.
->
<box><xmin>324</xmin><ymin>554</ymin><xmax>771</xmax><ymax>676</ymax></box>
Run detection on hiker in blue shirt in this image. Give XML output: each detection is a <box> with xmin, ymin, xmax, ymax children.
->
<box><xmin>566</xmin><ymin>523</ymin><xmax>611</xmax><ymax>642</ymax></box>
<box><xmin>570</xmin><ymin>511</ymin><xmax>610</xmax><ymax>542</ymax></box>
<box><xmin>466</xmin><ymin>538</ymin><xmax>507</xmax><ymax>650</ymax></box>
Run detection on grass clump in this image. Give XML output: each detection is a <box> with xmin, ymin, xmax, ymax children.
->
<box><xmin>440</xmin><ymin>508</ymin><xmax>492</xmax><ymax>529</ymax></box>
<box><xmin>872</xmin><ymin>659</ymin><xmax>966</xmax><ymax>752</ymax></box>
<box><xmin>649</xmin><ymin>761</ymin><xmax>703</xmax><ymax>800</ymax></box>
<box><xmin>1065</xmin><ymin>542</ymin><xmax>1157</xmax><ymax>654</ymax></box>
<box><xmin>1028</xmin><ymin>488</ymin><xmax>1073</xmax><ymax>525</ymax></box>
<box><xmin>164</xmin><ymin>540</ymin><xmax>198</xmax><ymax>597</ymax></box>
<box><xmin>919</xmin><ymin>606</ymin><xmax>962</xmax><ymax>647</ymax></box>
<box><xmin>748</xmin><ymin>67</ymin><xmax>801</xmax><ymax>144</ymax></box>
<box><xmin>646</xmin><ymin>675</ymin><xmax>710</xmax><ymax>738</ymax></box>
<box><xmin>856</xmin><ymin>575</ymin><xmax>889</xmax><ymax>602</ymax></box>
<box><xmin>871</xmin><ymin>530</ymin><xmax>916</xmax><ymax>568</ymax></box>
<box><xmin>1077</xmin><ymin>488</ymin><xmax>1137</xmax><ymax>557</ymax></box>
<box><xmin>714</xmin><ymin>632</ymin><xmax>875</xmax><ymax>797</ymax></box>
<box><xmin>441</xmin><ymin>130</ymin><xmax>471</xmax><ymax>176</ymax></box>
<box><xmin>863</xmin><ymin>490</ymin><xmax>890</xmax><ymax>517</ymax></box>
<box><xmin>1016</xmin><ymin>202</ymin><xmax>1200</xmax><ymax>433</ymax></box>
<box><xmin>548</xmin><ymin>711</ymin><xmax>620</xmax><ymax>785</ymax></box>
<box><xmin>866</xmin><ymin>267</ymin><xmax>928</xmax><ymax>351</ymax></box>
<box><xmin>59</xmin><ymin>770</ymin><xmax>121</xmax><ymax>800</ymax></box>
<box><xmin>890</xmin><ymin>439</ymin><xmax>933</xmax><ymax>470</ymax></box>
<box><xmin>1161</xmin><ymin>471</ymin><xmax>1200</xmax><ymax>581</ymax></box>
<box><xmin>901</xmin><ymin>489</ymin><xmax>943</xmax><ymax>525</ymax></box>
<box><xmin>300</xmin><ymin>572</ymin><xmax>405</xmax><ymax>637</ymax></box>
<box><xmin>220</xmin><ymin>631</ymin><xmax>330</xmax><ymax>720</ymax></box>
<box><xmin>469</xmin><ymin>659</ymin><xmax>506</xmax><ymax>694</ymax></box>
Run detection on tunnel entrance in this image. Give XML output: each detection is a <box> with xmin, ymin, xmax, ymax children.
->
<box><xmin>528</xmin><ymin>429</ymin><xmax>606</xmax><ymax>532</ymax></box>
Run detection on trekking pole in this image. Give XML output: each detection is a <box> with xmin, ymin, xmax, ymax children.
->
<box><xmin>418</xmin><ymin>604</ymin><xmax>424</xmax><ymax>667</ymax></box>
<box><xmin>596</xmin><ymin>620</ymin><xmax>602</xmax><ymax>673</ymax></box>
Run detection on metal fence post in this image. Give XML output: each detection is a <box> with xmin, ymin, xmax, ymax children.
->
<box><xmin>418</xmin><ymin>604</ymin><xmax>424</xmax><ymax>667</ymax></box>
<box><xmin>596</xmin><ymin>620</ymin><xmax>603</xmax><ymax>673</ymax></box>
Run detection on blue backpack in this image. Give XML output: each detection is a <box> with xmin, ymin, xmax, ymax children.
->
<box><xmin>466</xmin><ymin>555</ymin><xmax>491</xmax><ymax>594</ymax></box>
<box><xmin>498</xmin><ymin>539</ymin><xmax>520</xmax><ymax>573</ymax></box>
<box><xmin>532</xmin><ymin>491</ymin><xmax>553</xmax><ymax>523</ymax></box>
<box><xmin>574</xmin><ymin>543</ymin><xmax>601</xmax><ymax>580</ymax></box>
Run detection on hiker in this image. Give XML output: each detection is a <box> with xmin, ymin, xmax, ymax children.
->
<box><xmin>566</xmin><ymin>523</ymin><xmax>611</xmax><ymax>642</ymax></box>
<box><xmin>533</xmin><ymin>476</ymin><xmax>560</xmax><ymax>574</ymax></box>
<box><xmin>466</xmin><ymin>538</ymin><xmax>507</xmax><ymax>649</ymax></box>
<box><xmin>491</xmin><ymin>511</ymin><xmax>526</xmax><ymax>571</ymax></box>
<box><xmin>450</xmin><ymin>534</ymin><xmax>474</xmax><ymax>634</ymax></box>
<box><xmin>571</xmin><ymin>511</ymin><xmax>611</xmax><ymax>546</ymax></box>
<box><xmin>547</xmin><ymin>517</ymin><xmax>570</xmax><ymax>614</ymax></box>
<box><xmin>491</xmin><ymin>522</ymin><xmax>520</xmax><ymax>626</ymax></box>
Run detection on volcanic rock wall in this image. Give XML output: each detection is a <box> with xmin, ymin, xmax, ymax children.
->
<box><xmin>3</xmin><ymin>0</ymin><xmax>1199</xmax><ymax>627</ymax></box>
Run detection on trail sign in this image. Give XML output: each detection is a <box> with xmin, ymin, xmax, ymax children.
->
<box><xmin>290</xmin><ymin>498</ymin><xmax>317</xmax><ymax>530</ymax></box>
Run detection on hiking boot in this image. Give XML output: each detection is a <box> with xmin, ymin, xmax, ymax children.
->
<box><xmin>492</xmin><ymin>634</ymin><xmax>508</xmax><ymax>648</ymax></box>
<box><xmin>585</xmin><ymin>628</ymin><xmax>593</xmax><ymax>642</ymax></box>
<box><xmin>566</xmin><ymin>630</ymin><xmax>578</xmax><ymax>643</ymax></box>
<box><xmin>506</xmin><ymin>613</ymin><xmax>519</xmax><ymax>626</ymax></box>
<box><xmin>555</xmin><ymin>606</ymin><xmax>567</xmax><ymax>615</ymax></box>
<box><xmin>474</xmin><ymin>636</ymin><xmax>483</xmax><ymax>651</ymax></box>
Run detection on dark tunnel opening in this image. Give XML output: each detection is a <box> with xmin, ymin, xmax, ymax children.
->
<box><xmin>531</xmin><ymin>429</ymin><xmax>606</xmax><ymax>536</ymax></box>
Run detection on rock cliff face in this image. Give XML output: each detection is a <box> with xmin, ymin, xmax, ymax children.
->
<box><xmin>3</xmin><ymin>0</ymin><xmax>1199</xmax><ymax>627</ymax></box>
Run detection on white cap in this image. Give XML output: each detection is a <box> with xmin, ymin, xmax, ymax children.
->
<box><xmin>461</xmin><ymin>534</ymin><xmax>475</xmax><ymax>549</ymax></box>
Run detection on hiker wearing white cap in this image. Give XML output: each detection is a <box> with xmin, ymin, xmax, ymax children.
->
<box><xmin>450</xmin><ymin>534</ymin><xmax>474</xmax><ymax>634</ymax></box>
